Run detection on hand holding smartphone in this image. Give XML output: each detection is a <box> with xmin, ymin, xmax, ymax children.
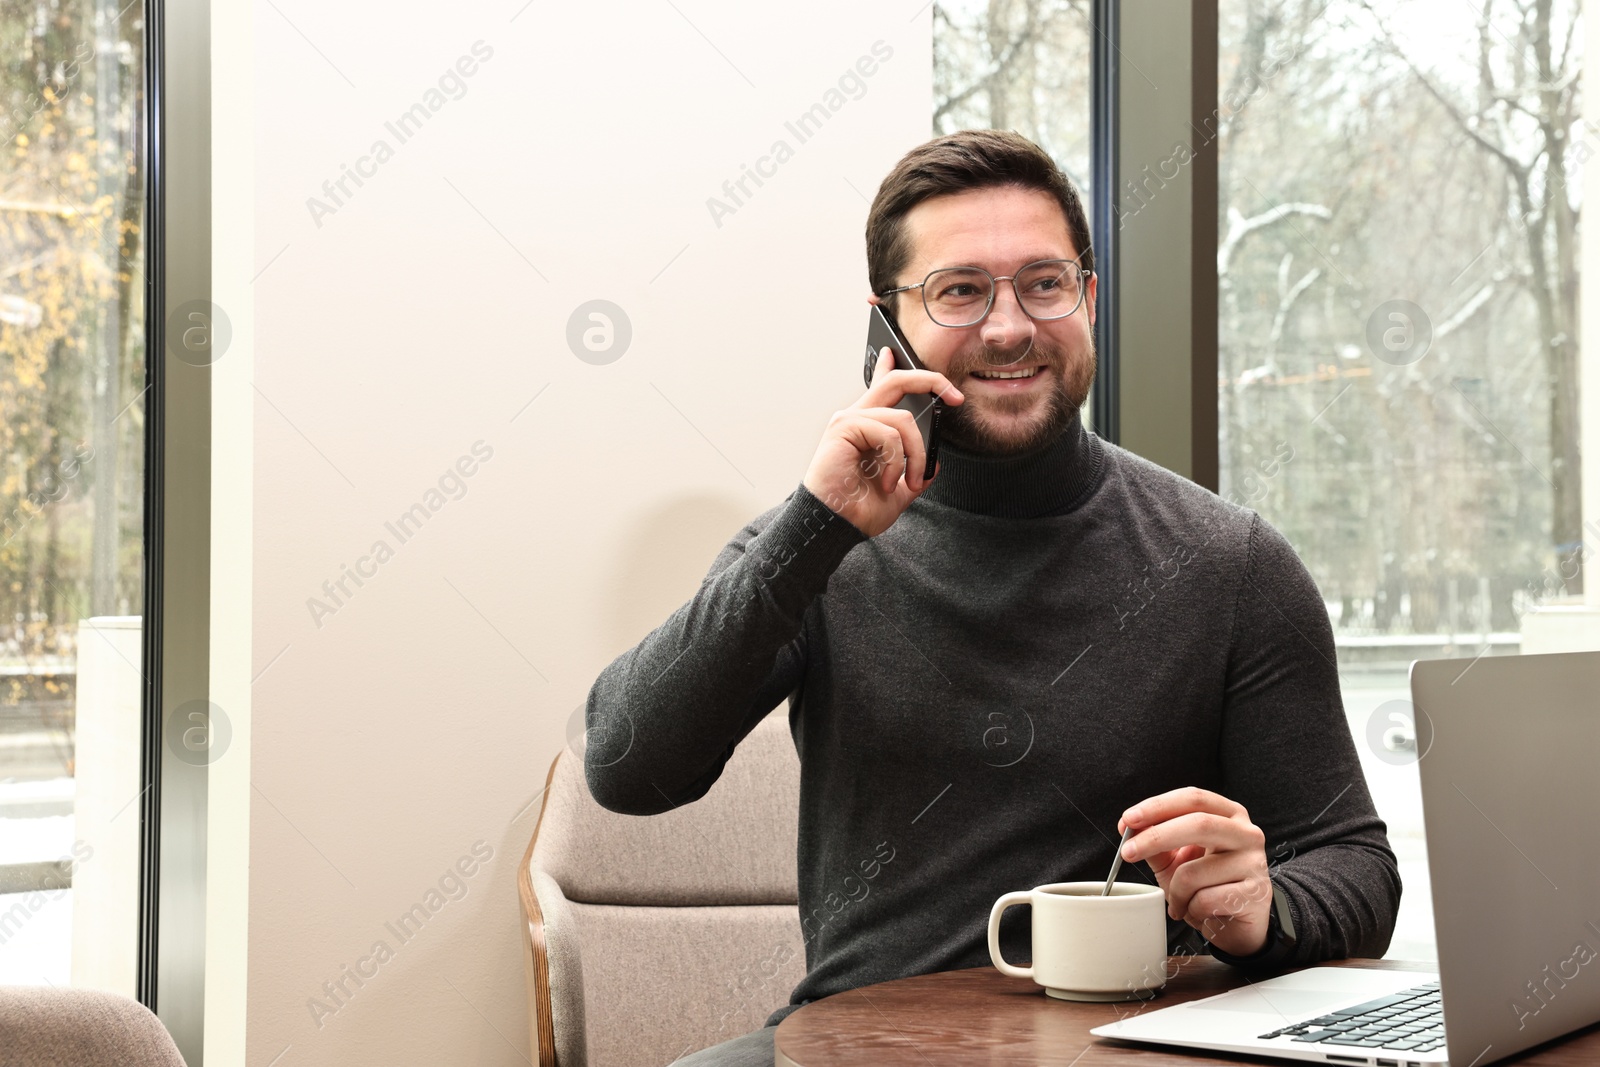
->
<box><xmin>799</xmin><ymin>303</ymin><xmax>963</xmax><ymax>538</ymax></box>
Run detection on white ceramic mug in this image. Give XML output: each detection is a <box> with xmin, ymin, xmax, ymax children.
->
<box><xmin>987</xmin><ymin>880</ymin><xmax>1168</xmax><ymax>1001</ymax></box>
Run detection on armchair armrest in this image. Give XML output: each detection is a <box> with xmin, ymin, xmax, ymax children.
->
<box><xmin>519</xmin><ymin>753</ymin><xmax>588</xmax><ymax>1067</ymax></box>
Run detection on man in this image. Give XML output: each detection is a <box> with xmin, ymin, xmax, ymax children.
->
<box><xmin>584</xmin><ymin>129</ymin><xmax>1399</xmax><ymax>1067</ymax></box>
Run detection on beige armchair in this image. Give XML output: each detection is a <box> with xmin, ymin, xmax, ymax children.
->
<box><xmin>0</xmin><ymin>986</ymin><xmax>187</xmax><ymax>1066</ymax></box>
<box><xmin>518</xmin><ymin>706</ymin><xmax>807</xmax><ymax>1067</ymax></box>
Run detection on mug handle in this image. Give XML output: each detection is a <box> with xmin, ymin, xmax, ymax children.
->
<box><xmin>988</xmin><ymin>891</ymin><xmax>1033</xmax><ymax>979</ymax></box>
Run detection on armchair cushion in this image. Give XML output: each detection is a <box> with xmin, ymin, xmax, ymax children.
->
<box><xmin>0</xmin><ymin>986</ymin><xmax>186</xmax><ymax>1066</ymax></box>
<box><xmin>534</xmin><ymin>709</ymin><xmax>801</xmax><ymax>907</ymax></box>
<box><xmin>568</xmin><ymin>900</ymin><xmax>804</xmax><ymax>1067</ymax></box>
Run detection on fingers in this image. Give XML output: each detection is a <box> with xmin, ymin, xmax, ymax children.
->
<box><xmin>1120</xmin><ymin>787</ymin><xmax>1245</xmax><ymax>834</ymax></box>
<box><xmin>853</xmin><ymin>405</ymin><xmax>927</xmax><ymax>491</ymax></box>
<box><xmin>1121</xmin><ymin>811</ymin><xmax>1264</xmax><ymax>866</ymax></box>
<box><xmin>1112</xmin><ymin>786</ymin><xmax>1272</xmax><ymax>952</ymax></box>
<box><xmin>1162</xmin><ymin>850</ymin><xmax>1270</xmax><ymax>921</ymax></box>
<box><xmin>835</xmin><ymin>412</ymin><xmax>904</xmax><ymax>494</ymax></box>
<box><xmin>863</xmin><ymin>347</ymin><xmax>964</xmax><ymax>408</ymax></box>
<box><xmin>1144</xmin><ymin>843</ymin><xmax>1206</xmax><ymax>885</ymax></box>
<box><xmin>830</xmin><ymin>411</ymin><xmax>917</xmax><ymax>494</ymax></box>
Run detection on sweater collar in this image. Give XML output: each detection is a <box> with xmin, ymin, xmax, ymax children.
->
<box><xmin>921</xmin><ymin>410</ymin><xmax>1105</xmax><ymax>518</ymax></box>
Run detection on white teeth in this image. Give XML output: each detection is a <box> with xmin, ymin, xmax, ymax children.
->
<box><xmin>973</xmin><ymin>366</ymin><xmax>1039</xmax><ymax>380</ymax></box>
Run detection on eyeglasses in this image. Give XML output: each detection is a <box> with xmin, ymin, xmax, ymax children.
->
<box><xmin>879</xmin><ymin>258</ymin><xmax>1093</xmax><ymax>328</ymax></box>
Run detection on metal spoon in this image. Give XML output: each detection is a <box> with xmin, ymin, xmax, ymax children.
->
<box><xmin>1103</xmin><ymin>825</ymin><xmax>1134</xmax><ymax>896</ymax></box>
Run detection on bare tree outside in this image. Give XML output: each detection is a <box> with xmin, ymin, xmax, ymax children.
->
<box><xmin>934</xmin><ymin>0</ymin><xmax>1093</xmax><ymax>196</ymax></box>
<box><xmin>1219</xmin><ymin>0</ymin><xmax>1581</xmax><ymax>656</ymax></box>
<box><xmin>0</xmin><ymin>0</ymin><xmax>147</xmax><ymax>985</ymax></box>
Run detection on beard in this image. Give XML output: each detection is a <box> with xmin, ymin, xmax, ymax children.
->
<box><xmin>937</xmin><ymin>331</ymin><xmax>1097</xmax><ymax>457</ymax></box>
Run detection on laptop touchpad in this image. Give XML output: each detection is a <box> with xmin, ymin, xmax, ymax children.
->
<box><xmin>1191</xmin><ymin>987</ymin><xmax>1361</xmax><ymax>1016</ymax></box>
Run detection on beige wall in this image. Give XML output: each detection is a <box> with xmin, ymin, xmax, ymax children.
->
<box><xmin>217</xmin><ymin>3</ymin><xmax>932</xmax><ymax>1064</ymax></box>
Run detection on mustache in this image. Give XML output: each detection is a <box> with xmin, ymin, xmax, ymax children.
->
<box><xmin>955</xmin><ymin>338</ymin><xmax>1063</xmax><ymax>373</ymax></box>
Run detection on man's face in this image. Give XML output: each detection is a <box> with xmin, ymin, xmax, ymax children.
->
<box><xmin>874</xmin><ymin>185</ymin><xmax>1097</xmax><ymax>457</ymax></box>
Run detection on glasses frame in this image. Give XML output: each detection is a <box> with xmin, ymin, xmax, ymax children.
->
<box><xmin>879</xmin><ymin>258</ymin><xmax>1095</xmax><ymax>329</ymax></box>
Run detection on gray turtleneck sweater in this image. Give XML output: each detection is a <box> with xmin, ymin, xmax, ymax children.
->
<box><xmin>583</xmin><ymin>414</ymin><xmax>1400</xmax><ymax>1027</ymax></box>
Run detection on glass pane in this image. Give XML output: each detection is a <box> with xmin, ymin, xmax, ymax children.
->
<box><xmin>0</xmin><ymin>0</ymin><xmax>148</xmax><ymax>990</ymax></box>
<box><xmin>933</xmin><ymin>0</ymin><xmax>1093</xmax><ymax>197</ymax></box>
<box><xmin>1218</xmin><ymin>0</ymin><xmax>1582</xmax><ymax>962</ymax></box>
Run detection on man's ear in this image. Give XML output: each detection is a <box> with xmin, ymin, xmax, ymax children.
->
<box><xmin>1084</xmin><ymin>271</ymin><xmax>1098</xmax><ymax>328</ymax></box>
<box><xmin>867</xmin><ymin>292</ymin><xmax>881</xmax><ymax>306</ymax></box>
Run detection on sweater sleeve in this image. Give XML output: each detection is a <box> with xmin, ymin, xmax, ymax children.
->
<box><xmin>1213</xmin><ymin>512</ymin><xmax>1402</xmax><ymax>966</ymax></box>
<box><xmin>583</xmin><ymin>483</ymin><xmax>867</xmax><ymax>815</ymax></box>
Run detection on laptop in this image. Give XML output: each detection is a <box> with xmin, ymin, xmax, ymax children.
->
<box><xmin>1091</xmin><ymin>649</ymin><xmax>1600</xmax><ymax>1067</ymax></box>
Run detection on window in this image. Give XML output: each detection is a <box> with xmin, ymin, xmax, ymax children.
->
<box><xmin>0</xmin><ymin>0</ymin><xmax>148</xmax><ymax>989</ymax></box>
<box><xmin>933</xmin><ymin>0</ymin><xmax>1093</xmax><ymax>197</ymax></box>
<box><xmin>1217</xmin><ymin>0</ymin><xmax>1582</xmax><ymax>960</ymax></box>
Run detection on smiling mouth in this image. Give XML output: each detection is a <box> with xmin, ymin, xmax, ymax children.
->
<box><xmin>970</xmin><ymin>365</ymin><xmax>1043</xmax><ymax>381</ymax></box>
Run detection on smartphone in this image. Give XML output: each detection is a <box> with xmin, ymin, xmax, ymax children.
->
<box><xmin>863</xmin><ymin>303</ymin><xmax>942</xmax><ymax>482</ymax></box>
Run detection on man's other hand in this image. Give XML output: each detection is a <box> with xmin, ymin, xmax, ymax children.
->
<box><xmin>1117</xmin><ymin>787</ymin><xmax>1273</xmax><ymax>958</ymax></box>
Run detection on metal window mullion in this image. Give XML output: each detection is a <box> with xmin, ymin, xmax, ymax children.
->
<box><xmin>1096</xmin><ymin>0</ymin><xmax>1218</xmax><ymax>488</ymax></box>
<box><xmin>1089</xmin><ymin>0</ymin><xmax>1119</xmax><ymax>444</ymax></box>
<box><xmin>139</xmin><ymin>0</ymin><xmax>212</xmax><ymax>1060</ymax></box>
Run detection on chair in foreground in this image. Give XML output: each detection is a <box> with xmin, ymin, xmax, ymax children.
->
<box><xmin>0</xmin><ymin>986</ymin><xmax>186</xmax><ymax>1066</ymax></box>
<box><xmin>518</xmin><ymin>706</ymin><xmax>807</xmax><ymax>1067</ymax></box>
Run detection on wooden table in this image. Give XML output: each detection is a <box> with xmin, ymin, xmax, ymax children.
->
<box><xmin>773</xmin><ymin>956</ymin><xmax>1600</xmax><ymax>1066</ymax></box>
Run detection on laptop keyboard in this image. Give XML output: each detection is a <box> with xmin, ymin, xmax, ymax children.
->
<box><xmin>1257</xmin><ymin>980</ymin><xmax>1445</xmax><ymax>1054</ymax></box>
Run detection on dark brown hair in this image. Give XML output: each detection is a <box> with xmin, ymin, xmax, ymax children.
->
<box><xmin>866</xmin><ymin>129</ymin><xmax>1093</xmax><ymax>314</ymax></box>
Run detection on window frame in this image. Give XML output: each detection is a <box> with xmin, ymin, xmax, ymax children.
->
<box><xmin>1089</xmin><ymin>0</ymin><xmax>1218</xmax><ymax>490</ymax></box>
<box><xmin>138</xmin><ymin>0</ymin><xmax>212</xmax><ymax>1060</ymax></box>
